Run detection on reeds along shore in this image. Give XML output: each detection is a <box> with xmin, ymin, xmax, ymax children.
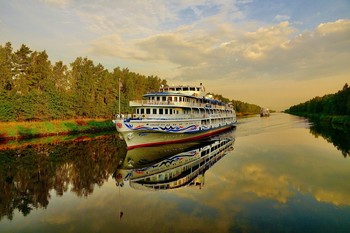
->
<box><xmin>0</xmin><ymin>119</ymin><xmax>115</xmax><ymax>141</ymax></box>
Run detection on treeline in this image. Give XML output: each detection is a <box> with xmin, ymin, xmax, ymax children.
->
<box><xmin>233</xmin><ymin>100</ymin><xmax>261</xmax><ymax>115</ymax></box>
<box><xmin>285</xmin><ymin>84</ymin><xmax>350</xmax><ymax>128</ymax></box>
<box><xmin>285</xmin><ymin>84</ymin><xmax>350</xmax><ymax>115</ymax></box>
<box><xmin>209</xmin><ymin>93</ymin><xmax>262</xmax><ymax>115</ymax></box>
<box><xmin>0</xmin><ymin>42</ymin><xmax>167</xmax><ymax>121</ymax></box>
<box><xmin>1</xmin><ymin>42</ymin><xmax>262</xmax><ymax>122</ymax></box>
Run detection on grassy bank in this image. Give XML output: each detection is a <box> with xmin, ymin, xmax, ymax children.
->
<box><xmin>0</xmin><ymin>118</ymin><xmax>115</xmax><ymax>141</ymax></box>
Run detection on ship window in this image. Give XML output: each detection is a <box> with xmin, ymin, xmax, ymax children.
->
<box><xmin>165</xmin><ymin>109</ymin><xmax>169</xmax><ymax>114</ymax></box>
<box><xmin>140</xmin><ymin>109</ymin><xmax>144</xmax><ymax>114</ymax></box>
<box><xmin>169</xmin><ymin>88</ymin><xmax>175</xmax><ymax>91</ymax></box>
<box><xmin>162</xmin><ymin>96</ymin><xmax>166</xmax><ymax>101</ymax></box>
<box><xmin>176</xmin><ymin>87</ymin><xmax>181</xmax><ymax>91</ymax></box>
<box><xmin>190</xmin><ymin>87</ymin><xmax>195</xmax><ymax>91</ymax></box>
<box><xmin>174</xmin><ymin>97</ymin><xmax>177</xmax><ymax>102</ymax></box>
<box><xmin>157</xmin><ymin>97</ymin><xmax>160</xmax><ymax>101</ymax></box>
<box><xmin>197</xmin><ymin>88</ymin><xmax>200</xmax><ymax>91</ymax></box>
<box><xmin>170</xmin><ymin>109</ymin><xmax>173</xmax><ymax>114</ymax></box>
<box><xmin>179</xmin><ymin>97</ymin><xmax>182</xmax><ymax>102</ymax></box>
<box><xmin>153</xmin><ymin>109</ymin><xmax>157</xmax><ymax>114</ymax></box>
<box><xmin>136</xmin><ymin>109</ymin><xmax>139</xmax><ymax>114</ymax></box>
<box><xmin>168</xmin><ymin>97</ymin><xmax>172</xmax><ymax>102</ymax></box>
<box><xmin>159</xmin><ymin>109</ymin><xmax>163</xmax><ymax>114</ymax></box>
<box><xmin>146</xmin><ymin>108</ymin><xmax>150</xmax><ymax>114</ymax></box>
<box><xmin>183</xmin><ymin>87</ymin><xmax>189</xmax><ymax>91</ymax></box>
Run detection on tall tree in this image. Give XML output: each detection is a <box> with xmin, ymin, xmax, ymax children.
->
<box><xmin>71</xmin><ymin>57</ymin><xmax>97</xmax><ymax>117</ymax></box>
<box><xmin>12</xmin><ymin>44</ymin><xmax>32</xmax><ymax>95</ymax></box>
<box><xmin>0</xmin><ymin>42</ymin><xmax>15</xmax><ymax>121</ymax></box>
<box><xmin>49</xmin><ymin>61</ymin><xmax>74</xmax><ymax>119</ymax></box>
<box><xmin>0</xmin><ymin>42</ymin><xmax>14</xmax><ymax>91</ymax></box>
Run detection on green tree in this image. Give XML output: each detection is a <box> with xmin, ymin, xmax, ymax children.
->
<box><xmin>48</xmin><ymin>61</ymin><xmax>74</xmax><ymax>119</ymax></box>
<box><xmin>0</xmin><ymin>42</ymin><xmax>14</xmax><ymax>91</ymax></box>
<box><xmin>0</xmin><ymin>42</ymin><xmax>15</xmax><ymax>121</ymax></box>
<box><xmin>71</xmin><ymin>57</ymin><xmax>96</xmax><ymax>117</ymax></box>
<box><xmin>286</xmin><ymin>83</ymin><xmax>350</xmax><ymax>117</ymax></box>
<box><xmin>12</xmin><ymin>44</ymin><xmax>32</xmax><ymax>95</ymax></box>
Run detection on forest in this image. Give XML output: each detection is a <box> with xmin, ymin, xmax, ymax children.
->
<box><xmin>0</xmin><ymin>42</ymin><xmax>260</xmax><ymax>122</ymax></box>
<box><xmin>285</xmin><ymin>84</ymin><xmax>350</xmax><ymax>127</ymax></box>
<box><xmin>209</xmin><ymin>93</ymin><xmax>261</xmax><ymax>115</ymax></box>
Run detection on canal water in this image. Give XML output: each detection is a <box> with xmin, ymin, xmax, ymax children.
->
<box><xmin>0</xmin><ymin>113</ymin><xmax>349</xmax><ymax>233</ymax></box>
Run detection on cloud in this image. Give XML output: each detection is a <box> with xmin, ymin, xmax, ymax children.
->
<box><xmin>73</xmin><ymin>0</ymin><xmax>176</xmax><ymax>36</ymax></box>
<box><xmin>274</xmin><ymin>14</ymin><xmax>290</xmax><ymax>22</ymax></box>
<box><xmin>275</xmin><ymin>19</ymin><xmax>350</xmax><ymax>79</ymax></box>
<box><xmin>239</xmin><ymin>21</ymin><xmax>294</xmax><ymax>59</ymax></box>
<box><xmin>152</xmin><ymin>18</ymin><xmax>350</xmax><ymax>83</ymax></box>
<box><xmin>316</xmin><ymin>19</ymin><xmax>350</xmax><ymax>35</ymax></box>
<box><xmin>68</xmin><ymin>1</ymin><xmax>349</xmax><ymax>109</ymax></box>
<box><xmin>137</xmin><ymin>33</ymin><xmax>207</xmax><ymax>66</ymax></box>
<box><xmin>38</xmin><ymin>0</ymin><xmax>72</xmax><ymax>8</ymax></box>
<box><xmin>89</xmin><ymin>18</ymin><xmax>350</xmax><ymax>87</ymax></box>
<box><xmin>89</xmin><ymin>34</ymin><xmax>152</xmax><ymax>61</ymax></box>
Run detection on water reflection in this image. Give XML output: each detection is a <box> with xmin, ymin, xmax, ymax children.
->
<box><xmin>1</xmin><ymin>115</ymin><xmax>350</xmax><ymax>233</ymax></box>
<box><xmin>0</xmin><ymin>134</ymin><xmax>125</xmax><ymax>221</ymax></box>
<box><xmin>309</xmin><ymin>122</ymin><xmax>350</xmax><ymax>157</ymax></box>
<box><xmin>114</xmin><ymin>131</ymin><xmax>235</xmax><ymax>191</ymax></box>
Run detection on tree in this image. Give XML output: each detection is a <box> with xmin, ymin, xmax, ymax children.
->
<box><xmin>70</xmin><ymin>57</ymin><xmax>96</xmax><ymax>117</ymax></box>
<box><xmin>12</xmin><ymin>44</ymin><xmax>32</xmax><ymax>95</ymax></box>
<box><xmin>285</xmin><ymin>83</ymin><xmax>350</xmax><ymax>117</ymax></box>
<box><xmin>0</xmin><ymin>42</ymin><xmax>14</xmax><ymax>91</ymax></box>
<box><xmin>0</xmin><ymin>42</ymin><xmax>15</xmax><ymax>121</ymax></box>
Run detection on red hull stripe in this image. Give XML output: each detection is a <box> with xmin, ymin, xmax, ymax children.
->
<box><xmin>127</xmin><ymin>126</ymin><xmax>234</xmax><ymax>150</ymax></box>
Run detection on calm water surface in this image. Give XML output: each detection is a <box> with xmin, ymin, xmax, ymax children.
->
<box><xmin>1</xmin><ymin>113</ymin><xmax>350</xmax><ymax>233</ymax></box>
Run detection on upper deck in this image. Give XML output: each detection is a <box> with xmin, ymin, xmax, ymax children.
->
<box><xmin>130</xmin><ymin>83</ymin><xmax>231</xmax><ymax>111</ymax></box>
<box><xmin>129</xmin><ymin>98</ymin><xmax>231</xmax><ymax>111</ymax></box>
<box><xmin>156</xmin><ymin>84</ymin><xmax>206</xmax><ymax>98</ymax></box>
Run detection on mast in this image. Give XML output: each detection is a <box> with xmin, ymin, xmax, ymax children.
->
<box><xmin>119</xmin><ymin>76</ymin><xmax>121</xmax><ymax>116</ymax></box>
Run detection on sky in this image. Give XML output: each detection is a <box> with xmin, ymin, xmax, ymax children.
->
<box><xmin>1</xmin><ymin>0</ymin><xmax>349</xmax><ymax>111</ymax></box>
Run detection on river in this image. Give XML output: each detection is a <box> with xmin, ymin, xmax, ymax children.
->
<box><xmin>0</xmin><ymin>113</ymin><xmax>349</xmax><ymax>233</ymax></box>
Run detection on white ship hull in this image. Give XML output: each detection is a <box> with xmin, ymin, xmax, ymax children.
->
<box><xmin>116</xmin><ymin>118</ymin><xmax>235</xmax><ymax>149</ymax></box>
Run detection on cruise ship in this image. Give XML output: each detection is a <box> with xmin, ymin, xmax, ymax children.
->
<box><xmin>113</xmin><ymin>83</ymin><xmax>236</xmax><ymax>149</ymax></box>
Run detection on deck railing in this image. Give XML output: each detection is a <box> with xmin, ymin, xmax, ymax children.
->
<box><xmin>129</xmin><ymin>100</ymin><xmax>229</xmax><ymax>110</ymax></box>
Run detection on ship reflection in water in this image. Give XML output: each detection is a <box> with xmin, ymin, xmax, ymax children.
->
<box><xmin>113</xmin><ymin>129</ymin><xmax>235</xmax><ymax>191</ymax></box>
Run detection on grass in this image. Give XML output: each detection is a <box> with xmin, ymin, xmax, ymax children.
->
<box><xmin>0</xmin><ymin>118</ymin><xmax>115</xmax><ymax>141</ymax></box>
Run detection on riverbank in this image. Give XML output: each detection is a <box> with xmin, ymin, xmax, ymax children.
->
<box><xmin>0</xmin><ymin>119</ymin><xmax>115</xmax><ymax>142</ymax></box>
<box><xmin>286</xmin><ymin>113</ymin><xmax>350</xmax><ymax>131</ymax></box>
<box><xmin>0</xmin><ymin>112</ymin><xmax>257</xmax><ymax>143</ymax></box>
